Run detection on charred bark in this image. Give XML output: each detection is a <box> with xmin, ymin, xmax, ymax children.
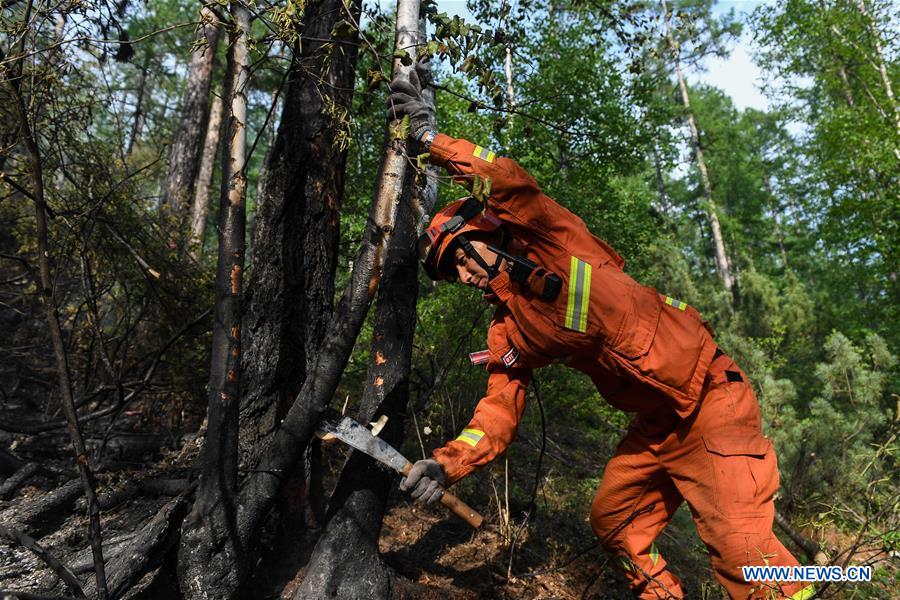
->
<box><xmin>163</xmin><ymin>7</ymin><xmax>220</xmax><ymax>229</ymax></box>
<box><xmin>4</xmin><ymin>479</ymin><xmax>82</xmax><ymax>532</ymax></box>
<box><xmin>0</xmin><ymin>462</ymin><xmax>39</xmax><ymax>499</ymax></box>
<box><xmin>0</xmin><ymin>524</ymin><xmax>86</xmax><ymax>599</ymax></box>
<box><xmin>239</xmin><ymin>0</ymin><xmax>361</xmax><ymax>472</ymax></box>
<box><xmin>296</xmin><ymin>181</ymin><xmax>438</xmax><ymax>598</ymax></box>
<box><xmin>86</xmin><ymin>497</ymin><xmax>189</xmax><ymax>599</ymax></box>
<box><xmin>239</xmin><ymin>3</ymin><xmax>362</xmax><ymax>582</ymax></box>
<box><xmin>232</xmin><ymin>1</ymin><xmax>422</xmax><ymax>594</ymax></box>
<box><xmin>295</xmin><ymin>24</ymin><xmax>439</xmax><ymax>596</ymax></box>
<box><xmin>177</xmin><ymin>3</ymin><xmax>250</xmax><ymax>597</ymax></box>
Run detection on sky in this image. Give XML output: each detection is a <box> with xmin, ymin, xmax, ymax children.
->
<box><xmin>417</xmin><ymin>0</ymin><xmax>772</xmax><ymax>111</ymax></box>
<box><xmin>700</xmin><ymin>1</ymin><xmax>769</xmax><ymax>110</ymax></box>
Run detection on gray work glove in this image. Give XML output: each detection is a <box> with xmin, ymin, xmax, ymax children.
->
<box><xmin>386</xmin><ymin>70</ymin><xmax>435</xmax><ymax>142</ymax></box>
<box><xmin>399</xmin><ymin>458</ymin><xmax>446</xmax><ymax>505</ymax></box>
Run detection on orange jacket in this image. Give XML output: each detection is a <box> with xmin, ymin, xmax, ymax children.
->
<box><xmin>428</xmin><ymin>134</ymin><xmax>718</xmax><ymax>484</ymax></box>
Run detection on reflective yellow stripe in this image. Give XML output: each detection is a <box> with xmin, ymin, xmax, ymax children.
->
<box><xmin>456</xmin><ymin>428</ymin><xmax>485</xmax><ymax>447</ymax></box>
<box><xmin>473</xmin><ymin>145</ymin><xmax>495</xmax><ymax>163</ymax></box>
<box><xmin>564</xmin><ymin>257</ymin><xmax>591</xmax><ymax>332</ymax></box>
<box><xmin>649</xmin><ymin>543</ymin><xmax>660</xmax><ymax>566</ymax></box>
<box><xmin>789</xmin><ymin>584</ymin><xmax>816</xmax><ymax>600</ymax></box>
<box><xmin>664</xmin><ymin>295</ymin><xmax>687</xmax><ymax>311</ymax></box>
<box><xmin>579</xmin><ymin>262</ymin><xmax>591</xmax><ymax>331</ymax></box>
<box><xmin>565</xmin><ymin>257</ymin><xmax>577</xmax><ymax>328</ymax></box>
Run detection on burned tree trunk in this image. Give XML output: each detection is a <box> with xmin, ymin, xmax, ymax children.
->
<box><xmin>239</xmin><ymin>0</ymin><xmax>360</xmax><ymax>472</ymax></box>
<box><xmin>231</xmin><ymin>1</ymin><xmax>422</xmax><ymax>595</ymax></box>
<box><xmin>177</xmin><ymin>2</ymin><xmax>250</xmax><ymax>597</ymax></box>
<box><xmin>295</xmin><ymin>26</ymin><xmax>438</xmax><ymax>595</ymax></box>
<box><xmin>238</xmin><ymin>1</ymin><xmax>363</xmax><ymax>585</ymax></box>
<box><xmin>295</xmin><ymin>180</ymin><xmax>438</xmax><ymax>599</ymax></box>
<box><xmin>163</xmin><ymin>6</ymin><xmax>220</xmax><ymax>230</ymax></box>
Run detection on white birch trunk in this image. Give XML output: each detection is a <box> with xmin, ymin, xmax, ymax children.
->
<box><xmin>856</xmin><ymin>0</ymin><xmax>900</xmax><ymax>159</ymax></box>
<box><xmin>661</xmin><ymin>0</ymin><xmax>735</xmax><ymax>296</ymax></box>
<box><xmin>188</xmin><ymin>89</ymin><xmax>224</xmax><ymax>259</ymax></box>
<box><xmin>177</xmin><ymin>1</ymin><xmax>250</xmax><ymax>596</ymax></box>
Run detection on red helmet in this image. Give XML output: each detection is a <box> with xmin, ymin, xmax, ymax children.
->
<box><xmin>417</xmin><ymin>197</ymin><xmax>504</xmax><ymax>280</ymax></box>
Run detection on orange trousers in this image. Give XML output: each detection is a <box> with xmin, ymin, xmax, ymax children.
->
<box><xmin>590</xmin><ymin>353</ymin><xmax>812</xmax><ymax>599</ymax></box>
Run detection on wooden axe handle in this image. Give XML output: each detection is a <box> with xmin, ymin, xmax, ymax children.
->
<box><xmin>402</xmin><ymin>462</ymin><xmax>483</xmax><ymax>529</ymax></box>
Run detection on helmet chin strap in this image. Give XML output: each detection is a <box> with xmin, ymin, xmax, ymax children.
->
<box><xmin>456</xmin><ymin>234</ymin><xmax>506</xmax><ymax>280</ymax></box>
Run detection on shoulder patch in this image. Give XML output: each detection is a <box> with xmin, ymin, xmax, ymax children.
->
<box><xmin>501</xmin><ymin>345</ymin><xmax>519</xmax><ymax>368</ymax></box>
<box><xmin>473</xmin><ymin>145</ymin><xmax>496</xmax><ymax>163</ymax></box>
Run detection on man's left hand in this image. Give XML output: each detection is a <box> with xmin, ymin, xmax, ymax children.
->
<box><xmin>386</xmin><ymin>70</ymin><xmax>434</xmax><ymax>141</ymax></box>
<box><xmin>400</xmin><ymin>458</ymin><xmax>446</xmax><ymax>505</ymax></box>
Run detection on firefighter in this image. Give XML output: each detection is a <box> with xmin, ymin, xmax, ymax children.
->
<box><xmin>388</xmin><ymin>75</ymin><xmax>814</xmax><ymax>600</ymax></box>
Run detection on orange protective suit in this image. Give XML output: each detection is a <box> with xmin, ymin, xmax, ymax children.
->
<box><xmin>426</xmin><ymin>134</ymin><xmax>813</xmax><ymax>599</ymax></box>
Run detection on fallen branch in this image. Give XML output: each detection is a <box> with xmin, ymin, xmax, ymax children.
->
<box><xmin>0</xmin><ymin>463</ymin><xmax>39</xmax><ymax>499</ymax></box>
<box><xmin>74</xmin><ymin>478</ymin><xmax>191</xmax><ymax>512</ymax></box>
<box><xmin>0</xmin><ymin>447</ymin><xmax>27</xmax><ymax>475</ymax></box>
<box><xmin>69</xmin><ymin>532</ymin><xmax>138</xmax><ymax>575</ymax></box>
<box><xmin>8</xmin><ymin>479</ymin><xmax>82</xmax><ymax>529</ymax></box>
<box><xmin>0</xmin><ymin>523</ymin><xmax>87</xmax><ymax>599</ymax></box>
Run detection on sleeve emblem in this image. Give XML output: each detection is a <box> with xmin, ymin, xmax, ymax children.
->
<box><xmin>501</xmin><ymin>345</ymin><xmax>519</xmax><ymax>368</ymax></box>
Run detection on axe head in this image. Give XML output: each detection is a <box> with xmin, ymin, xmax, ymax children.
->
<box><xmin>317</xmin><ymin>414</ymin><xmax>410</xmax><ymax>475</ymax></box>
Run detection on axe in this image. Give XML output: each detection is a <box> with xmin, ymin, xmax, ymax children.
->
<box><xmin>317</xmin><ymin>415</ymin><xmax>483</xmax><ymax>528</ymax></box>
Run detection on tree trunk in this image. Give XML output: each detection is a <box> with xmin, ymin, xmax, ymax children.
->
<box><xmin>856</xmin><ymin>0</ymin><xmax>900</xmax><ymax>161</ymax></box>
<box><xmin>246</xmin><ymin>85</ymin><xmax>280</xmax><ymax>264</ymax></box>
<box><xmin>295</xmin><ymin>32</ymin><xmax>438</xmax><ymax>596</ymax></box>
<box><xmin>5</xmin><ymin>2</ymin><xmax>108</xmax><ymax>597</ymax></box>
<box><xmin>188</xmin><ymin>88</ymin><xmax>224</xmax><ymax>259</ymax></box>
<box><xmin>163</xmin><ymin>6</ymin><xmax>220</xmax><ymax>231</ymax></box>
<box><xmin>177</xmin><ymin>3</ymin><xmax>250</xmax><ymax>597</ymax></box>
<box><xmin>239</xmin><ymin>0</ymin><xmax>362</xmax><ymax>585</ymax></box>
<box><xmin>126</xmin><ymin>55</ymin><xmax>151</xmax><ymax>156</ymax></box>
<box><xmin>661</xmin><ymin>0</ymin><xmax>735</xmax><ymax>298</ymax></box>
<box><xmin>239</xmin><ymin>0</ymin><xmax>360</xmax><ymax>474</ymax></box>
<box><xmin>232</xmin><ymin>1</ymin><xmax>421</xmax><ymax>594</ymax></box>
<box><xmin>503</xmin><ymin>45</ymin><xmax>515</xmax><ymax>141</ymax></box>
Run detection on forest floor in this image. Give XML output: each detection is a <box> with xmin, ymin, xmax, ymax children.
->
<box><xmin>0</xmin><ymin>412</ymin><xmax>894</xmax><ymax>599</ymax></box>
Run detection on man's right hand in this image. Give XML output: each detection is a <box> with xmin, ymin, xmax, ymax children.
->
<box><xmin>400</xmin><ymin>458</ymin><xmax>446</xmax><ymax>505</ymax></box>
<box><xmin>386</xmin><ymin>70</ymin><xmax>434</xmax><ymax>142</ymax></box>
